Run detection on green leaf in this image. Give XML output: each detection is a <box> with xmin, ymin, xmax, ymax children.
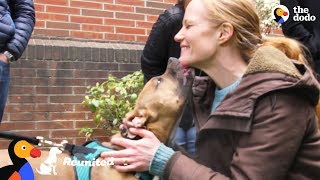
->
<box><xmin>81</xmin><ymin>70</ymin><xmax>144</xmax><ymax>136</ymax></box>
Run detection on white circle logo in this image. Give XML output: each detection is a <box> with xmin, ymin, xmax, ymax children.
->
<box><xmin>272</xmin><ymin>5</ymin><xmax>290</xmax><ymax>24</ymax></box>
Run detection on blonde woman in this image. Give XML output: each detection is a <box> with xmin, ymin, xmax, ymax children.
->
<box><xmin>102</xmin><ymin>0</ymin><xmax>320</xmax><ymax>179</ymax></box>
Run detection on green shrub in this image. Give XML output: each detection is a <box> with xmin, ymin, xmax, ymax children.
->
<box><xmin>81</xmin><ymin>71</ymin><xmax>144</xmax><ymax>137</ymax></box>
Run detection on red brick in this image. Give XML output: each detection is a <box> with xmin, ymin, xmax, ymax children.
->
<box><xmin>9</xmin><ymin>96</ymin><xmax>48</xmax><ymax>103</ymax></box>
<box><xmin>116</xmin><ymin>27</ymin><xmax>145</xmax><ymax>35</ymax></box>
<box><xmin>136</xmin><ymin>21</ymin><xmax>154</xmax><ymax>29</ymax></box>
<box><xmin>82</xmin><ymin>9</ymin><xmax>113</xmax><ymax>18</ymax></box>
<box><xmin>105</xmin><ymin>33</ymin><xmax>135</xmax><ymax>41</ymax></box>
<box><xmin>36</xmin><ymin>87</ymin><xmax>73</xmax><ymax>95</ymax></box>
<box><xmin>50</xmin><ymin>96</ymin><xmax>84</xmax><ymax>103</ymax></box>
<box><xmin>5</xmin><ymin>104</ymin><xmax>35</xmax><ymax>112</ymax></box>
<box><xmin>104</xmin><ymin>4</ymin><xmax>134</xmax><ymax>12</ymax></box>
<box><xmin>70</xmin><ymin>31</ymin><xmax>104</xmax><ymax>40</ymax></box>
<box><xmin>46</xmin><ymin>5</ymin><xmax>80</xmax><ymax>15</ymax></box>
<box><xmin>104</xmin><ymin>18</ymin><xmax>135</xmax><ymax>27</ymax></box>
<box><xmin>74</xmin><ymin>104</ymin><xmax>89</xmax><ymax>112</ymax></box>
<box><xmin>35</xmin><ymin>20</ymin><xmax>45</xmax><ymax>28</ymax></box>
<box><xmin>10</xmin><ymin>112</ymin><xmax>48</xmax><ymax>121</ymax></box>
<box><xmin>34</xmin><ymin>0</ymin><xmax>68</xmax><ymax>6</ymax></box>
<box><xmin>74</xmin><ymin>70</ymin><xmax>110</xmax><ymax>78</ymax></box>
<box><xmin>115</xmin><ymin>12</ymin><xmax>144</xmax><ymax>21</ymax></box>
<box><xmin>36</xmin><ymin>12</ymin><xmax>68</xmax><ymax>21</ymax></box>
<box><xmin>34</xmin><ymin>4</ymin><xmax>45</xmax><ymax>11</ymax></box>
<box><xmin>82</xmin><ymin>25</ymin><xmax>114</xmax><ymax>33</ymax></box>
<box><xmin>9</xmin><ymin>86</ymin><xmax>35</xmax><ymax>95</ymax></box>
<box><xmin>0</xmin><ymin>140</ymin><xmax>11</xmax><ymax>149</ymax></box>
<box><xmin>18</xmin><ymin>130</ymin><xmax>50</xmax><ymax>138</ymax></box>
<box><xmin>37</xmin><ymin>121</ymin><xmax>74</xmax><ymax>129</ymax></box>
<box><xmin>71</xmin><ymin>16</ymin><xmax>103</xmax><ymax>25</ymax></box>
<box><xmin>71</xmin><ymin>0</ymin><xmax>103</xmax><ymax>9</ymax></box>
<box><xmin>136</xmin><ymin>7</ymin><xmax>164</xmax><ymax>15</ymax></box>
<box><xmin>75</xmin><ymin>120</ymin><xmax>96</xmax><ymax>128</ymax></box>
<box><xmin>51</xmin><ymin>129</ymin><xmax>84</xmax><ymax>138</ymax></box>
<box><xmin>115</xmin><ymin>0</ymin><xmax>144</xmax><ymax>6</ymax></box>
<box><xmin>11</xmin><ymin>68</ymin><xmax>37</xmax><ymax>77</ymax></box>
<box><xmin>35</xmin><ymin>104</ymin><xmax>74</xmax><ymax>112</ymax></box>
<box><xmin>93</xmin><ymin>0</ymin><xmax>113</xmax><ymax>2</ymax></box>
<box><xmin>164</xmin><ymin>0</ymin><xmax>177</xmax><ymax>3</ymax></box>
<box><xmin>0</xmin><ymin>122</ymin><xmax>35</xmax><ymax>130</ymax></box>
<box><xmin>147</xmin><ymin>1</ymin><xmax>173</xmax><ymax>9</ymax></box>
<box><xmin>147</xmin><ymin>15</ymin><xmax>159</xmax><ymax>22</ymax></box>
<box><xmin>34</xmin><ymin>29</ymin><xmax>70</xmax><ymax>37</ymax></box>
<box><xmin>48</xmin><ymin>78</ymin><xmax>86</xmax><ymax>86</ymax></box>
<box><xmin>50</xmin><ymin>112</ymin><xmax>86</xmax><ymax>120</ymax></box>
<box><xmin>73</xmin><ymin>87</ymin><xmax>87</xmax><ymax>95</ymax></box>
<box><xmin>137</xmin><ymin>35</ymin><xmax>148</xmax><ymax>42</ymax></box>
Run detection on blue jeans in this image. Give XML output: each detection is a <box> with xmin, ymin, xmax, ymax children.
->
<box><xmin>173</xmin><ymin>126</ymin><xmax>196</xmax><ymax>156</ymax></box>
<box><xmin>0</xmin><ymin>61</ymin><xmax>9</xmax><ymax>123</ymax></box>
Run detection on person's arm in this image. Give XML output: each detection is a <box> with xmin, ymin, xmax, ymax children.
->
<box><xmin>280</xmin><ymin>0</ymin><xmax>319</xmax><ymax>58</ymax></box>
<box><xmin>163</xmin><ymin>91</ymin><xmax>314</xmax><ymax>179</ymax></box>
<box><xmin>141</xmin><ymin>12</ymin><xmax>176</xmax><ymax>82</ymax></box>
<box><xmin>6</xmin><ymin>0</ymin><xmax>35</xmax><ymax>60</ymax></box>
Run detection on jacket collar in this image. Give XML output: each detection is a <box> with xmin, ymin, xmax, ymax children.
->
<box><xmin>194</xmin><ymin>46</ymin><xmax>320</xmax><ymax>132</ymax></box>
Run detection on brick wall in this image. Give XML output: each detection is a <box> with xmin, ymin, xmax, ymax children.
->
<box><xmin>33</xmin><ymin>0</ymin><xmax>176</xmax><ymax>42</ymax></box>
<box><xmin>0</xmin><ymin>0</ymin><xmax>178</xmax><ymax>148</ymax></box>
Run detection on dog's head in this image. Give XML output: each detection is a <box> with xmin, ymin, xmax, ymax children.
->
<box><xmin>121</xmin><ymin>58</ymin><xmax>194</xmax><ymax>143</ymax></box>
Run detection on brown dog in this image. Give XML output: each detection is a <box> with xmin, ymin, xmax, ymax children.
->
<box><xmin>0</xmin><ymin>58</ymin><xmax>194</xmax><ymax>180</ymax></box>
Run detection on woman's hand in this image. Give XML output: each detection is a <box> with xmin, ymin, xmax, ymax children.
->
<box><xmin>100</xmin><ymin>128</ymin><xmax>161</xmax><ymax>172</ymax></box>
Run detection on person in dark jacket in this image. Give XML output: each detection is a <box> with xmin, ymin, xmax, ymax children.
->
<box><xmin>101</xmin><ymin>0</ymin><xmax>320</xmax><ymax>179</ymax></box>
<box><xmin>0</xmin><ymin>0</ymin><xmax>35</xmax><ymax>122</ymax></box>
<box><xmin>280</xmin><ymin>0</ymin><xmax>320</xmax><ymax>76</ymax></box>
<box><xmin>140</xmin><ymin>0</ymin><xmax>197</xmax><ymax>156</ymax></box>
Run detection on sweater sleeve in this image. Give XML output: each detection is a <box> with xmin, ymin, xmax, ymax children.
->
<box><xmin>6</xmin><ymin>0</ymin><xmax>35</xmax><ymax>60</ymax></box>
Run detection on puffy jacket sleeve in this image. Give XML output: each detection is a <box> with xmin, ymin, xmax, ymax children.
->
<box><xmin>141</xmin><ymin>8</ymin><xmax>181</xmax><ymax>82</ymax></box>
<box><xmin>6</xmin><ymin>0</ymin><xmax>35</xmax><ymax>60</ymax></box>
<box><xmin>280</xmin><ymin>0</ymin><xmax>320</xmax><ymax>60</ymax></box>
<box><xmin>163</xmin><ymin>91</ymin><xmax>320</xmax><ymax>179</ymax></box>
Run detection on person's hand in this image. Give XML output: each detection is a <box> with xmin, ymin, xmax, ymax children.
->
<box><xmin>0</xmin><ymin>53</ymin><xmax>9</xmax><ymax>64</ymax></box>
<box><xmin>100</xmin><ymin>128</ymin><xmax>161</xmax><ymax>172</ymax></box>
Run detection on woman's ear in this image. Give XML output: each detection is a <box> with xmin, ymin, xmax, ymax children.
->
<box><xmin>218</xmin><ymin>22</ymin><xmax>234</xmax><ymax>45</ymax></box>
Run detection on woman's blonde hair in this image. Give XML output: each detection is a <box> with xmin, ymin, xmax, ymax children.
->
<box><xmin>201</xmin><ymin>0</ymin><xmax>313</xmax><ymax>67</ymax></box>
<box><xmin>203</xmin><ymin>0</ymin><xmax>262</xmax><ymax>61</ymax></box>
<box><xmin>262</xmin><ymin>36</ymin><xmax>313</xmax><ymax>68</ymax></box>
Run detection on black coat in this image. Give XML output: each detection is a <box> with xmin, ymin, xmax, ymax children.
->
<box><xmin>141</xmin><ymin>4</ymin><xmax>194</xmax><ymax>130</ymax></box>
<box><xmin>141</xmin><ymin>4</ymin><xmax>184</xmax><ymax>82</ymax></box>
<box><xmin>0</xmin><ymin>0</ymin><xmax>35</xmax><ymax>60</ymax></box>
<box><xmin>281</xmin><ymin>0</ymin><xmax>320</xmax><ymax>74</ymax></box>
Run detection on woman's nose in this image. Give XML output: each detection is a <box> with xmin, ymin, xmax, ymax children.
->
<box><xmin>174</xmin><ymin>28</ymin><xmax>184</xmax><ymax>42</ymax></box>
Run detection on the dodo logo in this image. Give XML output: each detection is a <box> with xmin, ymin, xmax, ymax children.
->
<box><xmin>272</xmin><ymin>5</ymin><xmax>289</xmax><ymax>24</ymax></box>
<box><xmin>0</xmin><ymin>140</ymin><xmax>41</xmax><ymax>180</ymax></box>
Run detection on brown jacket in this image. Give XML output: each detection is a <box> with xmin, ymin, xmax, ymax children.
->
<box><xmin>163</xmin><ymin>46</ymin><xmax>320</xmax><ymax>179</ymax></box>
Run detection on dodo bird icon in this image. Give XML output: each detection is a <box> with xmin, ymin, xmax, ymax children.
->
<box><xmin>0</xmin><ymin>140</ymin><xmax>41</xmax><ymax>180</ymax></box>
<box><xmin>274</xmin><ymin>7</ymin><xmax>289</xmax><ymax>24</ymax></box>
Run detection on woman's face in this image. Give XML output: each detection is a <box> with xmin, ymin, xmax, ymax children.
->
<box><xmin>175</xmin><ymin>0</ymin><xmax>220</xmax><ymax>68</ymax></box>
